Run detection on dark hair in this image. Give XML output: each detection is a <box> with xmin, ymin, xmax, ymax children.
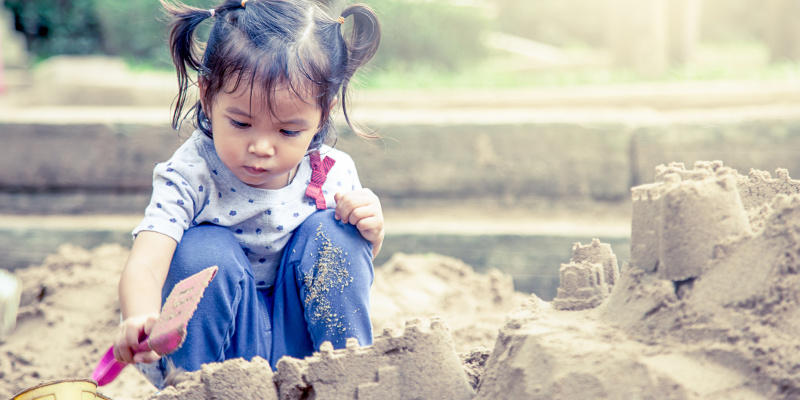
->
<box><xmin>161</xmin><ymin>0</ymin><xmax>381</xmax><ymax>150</ymax></box>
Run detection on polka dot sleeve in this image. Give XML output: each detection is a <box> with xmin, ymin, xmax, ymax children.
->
<box><xmin>132</xmin><ymin>161</ymin><xmax>201</xmax><ymax>243</ymax></box>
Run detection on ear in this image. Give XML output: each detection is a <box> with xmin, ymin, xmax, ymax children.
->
<box><xmin>329</xmin><ymin>96</ymin><xmax>339</xmax><ymax>112</ymax></box>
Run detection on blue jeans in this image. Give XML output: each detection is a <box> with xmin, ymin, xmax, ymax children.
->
<box><xmin>136</xmin><ymin>209</ymin><xmax>374</xmax><ymax>389</ymax></box>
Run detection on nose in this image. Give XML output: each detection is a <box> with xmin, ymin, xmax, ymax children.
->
<box><xmin>249</xmin><ymin>136</ymin><xmax>275</xmax><ymax>157</ymax></box>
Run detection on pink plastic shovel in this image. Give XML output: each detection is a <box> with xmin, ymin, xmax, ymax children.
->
<box><xmin>92</xmin><ymin>266</ymin><xmax>218</xmax><ymax>386</ymax></box>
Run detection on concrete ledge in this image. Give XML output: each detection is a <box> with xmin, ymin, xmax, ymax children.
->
<box><xmin>0</xmin><ymin>193</ymin><xmax>152</xmax><ymax>214</ymax></box>
<box><xmin>4</xmin><ymin>106</ymin><xmax>800</xmax><ymax>214</ymax></box>
<box><xmin>1</xmin><ymin>122</ymin><xmax>182</xmax><ymax>190</ymax></box>
<box><xmin>0</xmin><ymin>111</ymin><xmax>635</xmax><ymax>210</ymax></box>
<box><xmin>336</xmin><ymin>122</ymin><xmax>632</xmax><ymax>201</ymax></box>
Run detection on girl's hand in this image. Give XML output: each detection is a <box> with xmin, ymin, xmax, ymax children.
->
<box><xmin>334</xmin><ymin>189</ymin><xmax>384</xmax><ymax>258</ymax></box>
<box><xmin>113</xmin><ymin>313</ymin><xmax>161</xmax><ymax>364</ymax></box>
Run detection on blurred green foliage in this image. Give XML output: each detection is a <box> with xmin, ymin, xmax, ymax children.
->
<box><xmin>3</xmin><ymin>0</ymin><xmax>211</xmax><ymax>67</ymax></box>
<box><xmin>2</xmin><ymin>0</ymin><xmax>488</xmax><ymax>71</ymax></box>
<box><xmin>3</xmin><ymin>0</ymin><xmax>104</xmax><ymax>58</ymax></box>
<box><xmin>363</xmin><ymin>0</ymin><xmax>489</xmax><ymax>71</ymax></box>
<box><xmin>92</xmin><ymin>0</ymin><xmax>211</xmax><ymax>67</ymax></box>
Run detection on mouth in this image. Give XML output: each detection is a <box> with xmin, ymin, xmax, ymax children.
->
<box><xmin>244</xmin><ymin>166</ymin><xmax>268</xmax><ymax>175</ymax></box>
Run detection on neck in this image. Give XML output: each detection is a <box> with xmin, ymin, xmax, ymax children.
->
<box><xmin>286</xmin><ymin>165</ymin><xmax>297</xmax><ymax>186</ymax></box>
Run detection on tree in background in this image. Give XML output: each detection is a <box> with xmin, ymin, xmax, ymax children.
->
<box><xmin>3</xmin><ymin>0</ymin><xmax>103</xmax><ymax>59</ymax></box>
<box><xmin>363</xmin><ymin>0</ymin><xmax>488</xmax><ymax>72</ymax></box>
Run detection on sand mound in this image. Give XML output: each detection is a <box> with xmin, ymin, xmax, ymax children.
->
<box><xmin>370</xmin><ymin>253</ymin><xmax>527</xmax><ymax>353</ymax></box>
<box><xmin>1</xmin><ymin>244</ymin><xmax>154</xmax><ymax>400</ymax></box>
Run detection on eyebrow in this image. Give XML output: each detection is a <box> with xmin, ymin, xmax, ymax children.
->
<box><xmin>225</xmin><ymin>107</ymin><xmax>252</xmax><ymax>118</ymax></box>
<box><xmin>225</xmin><ymin>106</ymin><xmax>311</xmax><ymax>128</ymax></box>
<box><xmin>279</xmin><ymin>118</ymin><xmax>311</xmax><ymax>128</ymax></box>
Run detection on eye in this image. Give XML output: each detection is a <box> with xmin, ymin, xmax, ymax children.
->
<box><xmin>228</xmin><ymin>119</ymin><xmax>250</xmax><ymax>129</ymax></box>
<box><xmin>280</xmin><ymin>129</ymin><xmax>301</xmax><ymax>137</ymax></box>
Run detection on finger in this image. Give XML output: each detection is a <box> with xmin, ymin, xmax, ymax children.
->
<box><xmin>348</xmin><ymin>203</ymin><xmax>380</xmax><ymax>226</ymax></box>
<box><xmin>115</xmin><ymin>324</ymin><xmax>136</xmax><ymax>363</ymax></box>
<box><xmin>356</xmin><ymin>216</ymin><xmax>383</xmax><ymax>241</ymax></box>
<box><xmin>337</xmin><ymin>189</ymin><xmax>378</xmax><ymax>224</ymax></box>
<box><xmin>334</xmin><ymin>193</ymin><xmax>341</xmax><ymax>220</ymax></box>
<box><xmin>114</xmin><ymin>340</ymin><xmax>134</xmax><ymax>364</ymax></box>
<box><xmin>336</xmin><ymin>199</ymin><xmax>355</xmax><ymax>224</ymax></box>
<box><xmin>134</xmin><ymin>350</ymin><xmax>161</xmax><ymax>364</ymax></box>
<box><xmin>348</xmin><ymin>205</ymin><xmax>366</xmax><ymax>226</ymax></box>
<box><xmin>143</xmin><ymin>314</ymin><xmax>159</xmax><ymax>336</ymax></box>
<box><xmin>112</xmin><ymin>342</ymin><xmax>122</xmax><ymax>363</ymax></box>
<box><xmin>126</xmin><ymin>323</ymin><xmax>143</xmax><ymax>347</ymax></box>
<box><xmin>355</xmin><ymin>213</ymin><xmax>382</xmax><ymax>231</ymax></box>
<box><xmin>334</xmin><ymin>192</ymin><xmax>353</xmax><ymax>222</ymax></box>
<box><xmin>342</xmin><ymin>189</ymin><xmax>376</xmax><ymax>208</ymax></box>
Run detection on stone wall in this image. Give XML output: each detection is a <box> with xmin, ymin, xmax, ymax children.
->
<box><xmin>2</xmin><ymin>108</ymin><xmax>800</xmax><ymax>213</ymax></box>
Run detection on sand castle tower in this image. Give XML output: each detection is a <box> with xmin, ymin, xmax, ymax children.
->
<box><xmin>275</xmin><ymin>317</ymin><xmax>474</xmax><ymax>400</ymax></box>
<box><xmin>737</xmin><ymin>167</ymin><xmax>800</xmax><ymax>211</ymax></box>
<box><xmin>630</xmin><ymin>162</ymin><xmax>751</xmax><ymax>281</ymax></box>
<box><xmin>553</xmin><ymin>239</ymin><xmax>620</xmax><ymax>311</ymax></box>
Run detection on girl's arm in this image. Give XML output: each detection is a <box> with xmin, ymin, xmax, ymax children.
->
<box><xmin>334</xmin><ymin>189</ymin><xmax>384</xmax><ymax>259</ymax></box>
<box><xmin>114</xmin><ymin>231</ymin><xmax>177</xmax><ymax>364</ymax></box>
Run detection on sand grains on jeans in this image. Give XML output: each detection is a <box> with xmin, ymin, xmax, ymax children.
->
<box><xmin>302</xmin><ymin>223</ymin><xmax>354</xmax><ymax>334</ymax></box>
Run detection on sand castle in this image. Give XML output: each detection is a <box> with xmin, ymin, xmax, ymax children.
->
<box><xmin>151</xmin><ymin>317</ymin><xmax>474</xmax><ymax>400</ymax></box>
<box><xmin>553</xmin><ymin>238</ymin><xmax>620</xmax><ymax>311</ymax></box>
<box><xmin>479</xmin><ymin>161</ymin><xmax>800</xmax><ymax>399</ymax></box>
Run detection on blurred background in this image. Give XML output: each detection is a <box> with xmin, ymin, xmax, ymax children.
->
<box><xmin>3</xmin><ymin>0</ymin><xmax>800</xmax><ymax>86</ymax></box>
<box><xmin>1</xmin><ymin>0</ymin><xmax>800</xmax><ymax>300</ymax></box>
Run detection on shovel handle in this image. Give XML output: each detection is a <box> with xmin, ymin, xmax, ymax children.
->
<box><xmin>92</xmin><ymin>336</ymin><xmax>151</xmax><ymax>386</ymax></box>
<box><xmin>92</xmin><ymin>347</ymin><xmax>127</xmax><ymax>386</ymax></box>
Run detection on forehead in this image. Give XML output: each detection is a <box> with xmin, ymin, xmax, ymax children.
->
<box><xmin>218</xmin><ymin>77</ymin><xmax>320</xmax><ymax>114</ymax></box>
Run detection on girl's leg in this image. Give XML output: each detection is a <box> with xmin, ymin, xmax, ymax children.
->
<box><xmin>269</xmin><ymin>209</ymin><xmax>374</xmax><ymax>368</ymax></box>
<box><xmin>137</xmin><ymin>224</ymin><xmax>270</xmax><ymax>389</ymax></box>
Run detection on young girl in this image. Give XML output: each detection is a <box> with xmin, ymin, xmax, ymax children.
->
<box><xmin>112</xmin><ymin>0</ymin><xmax>383</xmax><ymax>388</ymax></box>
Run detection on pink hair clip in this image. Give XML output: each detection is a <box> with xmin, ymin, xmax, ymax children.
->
<box><xmin>209</xmin><ymin>9</ymin><xmax>216</xmax><ymax>17</ymax></box>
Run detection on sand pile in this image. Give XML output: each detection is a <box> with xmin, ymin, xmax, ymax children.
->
<box><xmin>1</xmin><ymin>244</ymin><xmax>154</xmax><ymax>399</ymax></box>
<box><xmin>370</xmin><ymin>253</ymin><xmax>527</xmax><ymax>353</ymax></box>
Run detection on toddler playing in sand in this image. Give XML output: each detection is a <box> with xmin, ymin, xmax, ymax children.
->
<box><xmin>111</xmin><ymin>0</ymin><xmax>383</xmax><ymax>389</ymax></box>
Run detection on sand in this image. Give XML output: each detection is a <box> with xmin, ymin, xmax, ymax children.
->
<box><xmin>6</xmin><ymin>160</ymin><xmax>800</xmax><ymax>399</ymax></box>
<box><xmin>1</xmin><ymin>246</ymin><xmax>524</xmax><ymax>399</ymax></box>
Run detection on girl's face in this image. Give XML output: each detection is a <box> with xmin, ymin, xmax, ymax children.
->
<box><xmin>202</xmin><ymin>81</ymin><xmax>322</xmax><ymax>189</ymax></box>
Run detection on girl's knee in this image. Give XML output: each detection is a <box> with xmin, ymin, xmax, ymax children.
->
<box><xmin>296</xmin><ymin>209</ymin><xmax>339</xmax><ymax>234</ymax></box>
<box><xmin>296</xmin><ymin>209</ymin><xmax>371</xmax><ymax>254</ymax></box>
<box><xmin>290</xmin><ymin>210</ymin><xmax>374</xmax><ymax>288</ymax></box>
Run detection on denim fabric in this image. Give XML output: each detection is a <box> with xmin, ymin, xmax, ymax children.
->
<box><xmin>136</xmin><ymin>209</ymin><xmax>373</xmax><ymax>389</ymax></box>
<box><xmin>270</xmin><ymin>209</ymin><xmax>374</xmax><ymax>365</ymax></box>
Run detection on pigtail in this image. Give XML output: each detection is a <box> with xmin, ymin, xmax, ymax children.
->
<box><xmin>339</xmin><ymin>4</ymin><xmax>381</xmax><ymax>136</ymax></box>
<box><xmin>161</xmin><ymin>0</ymin><xmax>215</xmax><ymax>130</ymax></box>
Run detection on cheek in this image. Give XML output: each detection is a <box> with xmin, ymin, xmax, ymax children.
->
<box><xmin>214</xmin><ymin>135</ymin><xmax>243</xmax><ymax>162</ymax></box>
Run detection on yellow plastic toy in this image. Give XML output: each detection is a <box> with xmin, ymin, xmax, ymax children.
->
<box><xmin>12</xmin><ymin>379</ymin><xmax>112</xmax><ymax>400</ymax></box>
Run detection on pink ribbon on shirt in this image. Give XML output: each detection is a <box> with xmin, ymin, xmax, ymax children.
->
<box><xmin>305</xmin><ymin>151</ymin><xmax>336</xmax><ymax>210</ymax></box>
